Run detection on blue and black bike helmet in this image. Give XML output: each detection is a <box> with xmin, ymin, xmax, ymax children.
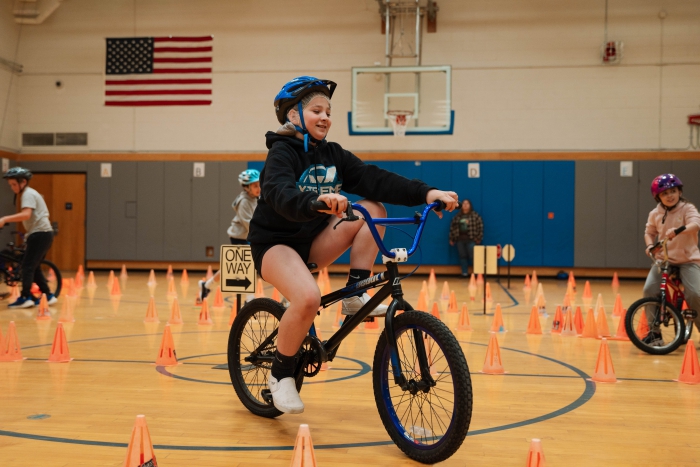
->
<box><xmin>274</xmin><ymin>76</ymin><xmax>336</xmax><ymax>151</ymax></box>
<box><xmin>3</xmin><ymin>166</ymin><xmax>32</xmax><ymax>181</ymax></box>
<box><xmin>238</xmin><ymin>169</ymin><xmax>260</xmax><ymax>186</ymax></box>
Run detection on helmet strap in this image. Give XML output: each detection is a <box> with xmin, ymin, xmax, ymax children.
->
<box><xmin>292</xmin><ymin>101</ymin><xmax>327</xmax><ymax>152</ymax></box>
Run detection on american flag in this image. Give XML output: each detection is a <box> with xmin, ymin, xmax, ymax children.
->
<box><xmin>104</xmin><ymin>36</ymin><xmax>212</xmax><ymax>106</ymax></box>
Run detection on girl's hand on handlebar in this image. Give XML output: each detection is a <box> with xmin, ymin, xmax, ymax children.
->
<box><xmin>316</xmin><ymin>194</ymin><xmax>348</xmax><ymax>218</ymax></box>
<box><xmin>426</xmin><ymin>190</ymin><xmax>459</xmax><ymax>218</ymax></box>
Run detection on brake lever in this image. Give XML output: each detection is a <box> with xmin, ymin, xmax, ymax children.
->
<box><xmin>333</xmin><ymin>204</ymin><xmax>361</xmax><ymax>230</ymax></box>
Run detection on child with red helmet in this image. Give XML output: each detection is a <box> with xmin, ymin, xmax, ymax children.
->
<box><xmin>248</xmin><ymin>76</ymin><xmax>458</xmax><ymax>414</ymax></box>
<box><xmin>642</xmin><ymin>174</ymin><xmax>700</xmax><ymax>346</ymax></box>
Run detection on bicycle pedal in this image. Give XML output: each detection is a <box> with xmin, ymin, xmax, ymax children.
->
<box><xmin>363</xmin><ymin>317</ymin><xmax>376</xmax><ymax>323</ymax></box>
<box><xmin>261</xmin><ymin>389</ymin><xmax>273</xmax><ymax>405</ymax></box>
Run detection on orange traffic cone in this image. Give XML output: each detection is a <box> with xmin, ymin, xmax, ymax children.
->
<box><xmin>523</xmin><ymin>274</ymin><xmax>531</xmax><ymax>289</ymax></box>
<box><xmin>111</xmin><ymin>277</ymin><xmax>122</xmax><ymax>296</ymax></box>
<box><xmin>675</xmin><ymin>340</ymin><xmax>700</xmax><ymax>384</ymax></box>
<box><xmin>228</xmin><ymin>298</ymin><xmax>238</xmax><ymax>326</ymax></box>
<box><xmin>468</xmin><ymin>274</ymin><xmax>477</xmax><ymax>301</ymax></box>
<box><xmin>168</xmin><ymin>298</ymin><xmax>183</xmax><ymax>325</ymax></box>
<box><xmin>526</xmin><ymin>306</ymin><xmax>542</xmax><ymax>334</ymax></box>
<box><xmin>272</xmin><ymin>288</ymin><xmax>281</xmax><ymax>302</ymax></box>
<box><xmin>107</xmin><ymin>270</ymin><xmax>115</xmax><ymax>289</ymax></box>
<box><xmin>364</xmin><ymin>317</ymin><xmax>379</xmax><ymax>330</ymax></box>
<box><xmin>290</xmin><ymin>424</ymin><xmax>316</xmax><ymax>467</ymax></box>
<box><xmin>147</xmin><ymin>269</ymin><xmax>156</xmax><ymax>285</ymax></box>
<box><xmin>561</xmin><ymin>308</ymin><xmax>577</xmax><ymax>336</ymax></box>
<box><xmin>420</xmin><ymin>280</ymin><xmax>428</xmax><ymax>299</ymax></box>
<box><xmin>440</xmin><ymin>281</ymin><xmax>450</xmax><ymax>302</ymax></box>
<box><xmin>612</xmin><ymin>272</ymin><xmax>620</xmax><ymax>293</ymax></box>
<box><xmin>123</xmin><ymin>415</ymin><xmax>158</xmax><ymax>467</ymax></box>
<box><xmin>144</xmin><ymin>296</ymin><xmax>159</xmax><ymax>323</ymax></box>
<box><xmin>551</xmin><ymin>305</ymin><xmax>563</xmax><ymax>334</ymax></box>
<box><xmin>120</xmin><ymin>264</ymin><xmax>128</xmax><ymax>280</ymax></box>
<box><xmin>213</xmin><ymin>286</ymin><xmax>225</xmax><ymax>308</ymax></box>
<box><xmin>166</xmin><ymin>264</ymin><xmax>173</xmax><ymax>279</ymax></box>
<box><xmin>430</xmin><ymin>301</ymin><xmax>441</xmax><ymax>320</ymax></box>
<box><xmin>476</xmin><ymin>273</ymin><xmax>483</xmax><ymax>286</ymax></box>
<box><xmin>58</xmin><ymin>298</ymin><xmax>75</xmax><ymax>323</ymax></box>
<box><xmin>166</xmin><ymin>277</ymin><xmax>176</xmax><ymax>298</ymax></box>
<box><xmin>255</xmin><ymin>278</ymin><xmax>265</xmax><ymax>298</ymax></box>
<box><xmin>569</xmin><ymin>270</ymin><xmax>577</xmax><ymax>291</ymax></box>
<box><xmin>596</xmin><ymin>306</ymin><xmax>611</xmax><ymax>337</ymax></box>
<box><xmin>36</xmin><ymin>294</ymin><xmax>51</xmax><ymax>321</ymax></box>
<box><xmin>417</xmin><ymin>288</ymin><xmax>427</xmax><ymax>311</ymax></box>
<box><xmin>74</xmin><ymin>271</ymin><xmax>83</xmax><ymax>289</ymax></box>
<box><xmin>635</xmin><ymin>312</ymin><xmax>650</xmax><ymax>339</ymax></box>
<box><xmin>484</xmin><ymin>282</ymin><xmax>493</xmax><ymax>303</ymax></box>
<box><xmin>531</xmin><ymin>270</ymin><xmax>538</xmax><ymax>291</ymax></box>
<box><xmin>65</xmin><ymin>278</ymin><xmax>76</xmax><ymax>298</ymax></box>
<box><xmin>0</xmin><ymin>322</ymin><xmax>24</xmax><ymax>362</ymax></box>
<box><xmin>562</xmin><ymin>293</ymin><xmax>571</xmax><ymax>312</ymax></box>
<box><xmin>490</xmin><ymin>303</ymin><xmax>505</xmax><ymax>333</ymax></box>
<box><xmin>48</xmin><ymin>322</ymin><xmax>72</xmax><ymax>363</ymax></box>
<box><xmin>198</xmin><ymin>298</ymin><xmax>213</xmax><ymax>325</ymax></box>
<box><xmin>206</xmin><ymin>265</ymin><xmax>214</xmax><ymax>280</ymax></box>
<box><xmin>447</xmin><ymin>290</ymin><xmax>458</xmax><ymax>313</ymax></box>
<box><xmin>612</xmin><ymin>293</ymin><xmax>623</xmax><ymax>317</ymax></box>
<box><xmin>482</xmin><ymin>334</ymin><xmax>505</xmax><ymax>374</ymax></box>
<box><xmin>574</xmin><ymin>306</ymin><xmax>585</xmax><ymax>335</ymax></box>
<box><xmin>591</xmin><ymin>338</ymin><xmax>617</xmax><ymax>383</ymax></box>
<box><xmin>428</xmin><ymin>268</ymin><xmax>437</xmax><ymax>299</ymax></box>
<box><xmin>180</xmin><ymin>269</ymin><xmax>189</xmax><ymax>284</ymax></box>
<box><xmin>155</xmin><ymin>324</ymin><xmax>179</xmax><ymax>366</ymax></box>
<box><xmin>87</xmin><ymin>271</ymin><xmax>97</xmax><ymax>288</ymax></box>
<box><xmin>595</xmin><ymin>293</ymin><xmax>605</xmax><ymax>316</ymax></box>
<box><xmin>580</xmin><ymin>308</ymin><xmax>599</xmax><ymax>338</ymax></box>
<box><xmin>457</xmin><ymin>303</ymin><xmax>472</xmax><ymax>331</ymax></box>
<box><xmin>525</xmin><ymin>438</ymin><xmax>547</xmax><ymax>467</ymax></box>
<box><xmin>582</xmin><ymin>280</ymin><xmax>592</xmax><ymax>301</ymax></box>
<box><xmin>609</xmin><ymin>308</ymin><xmax>630</xmax><ymax>341</ymax></box>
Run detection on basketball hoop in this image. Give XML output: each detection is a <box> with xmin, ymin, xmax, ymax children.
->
<box><xmin>386</xmin><ymin>110</ymin><xmax>413</xmax><ymax>137</ymax></box>
<box><xmin>689</xmin><ymin>114</ymin><xmax>700</xmax><ymax>150</ymax></box>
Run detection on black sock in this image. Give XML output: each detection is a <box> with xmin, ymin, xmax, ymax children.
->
<box><xmin>271</xmin><ymin>350</ymin><xmax>296</xmax><ymax>380</ymax></box>
<box><xmin>347</xmin><ymin>269</ymin><xmax>371</xmax><ymax>297</ymax></box>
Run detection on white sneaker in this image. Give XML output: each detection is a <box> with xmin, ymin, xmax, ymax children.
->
<box><xmin>268</xmin><ymin>376</ymin><xmax>304</xmax><ymax>414</ymax></box>
<box><xmin>341</xmin><ymin>293</ymin><xmax>387</xmax><ymax>317</ymax></box>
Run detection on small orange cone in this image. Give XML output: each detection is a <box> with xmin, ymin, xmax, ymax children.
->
<box><xmin>531</xmin><ymin>270</ymin><xmax>539</xmax><ymax>290</ymax></box>
<box><xmin>168</xmin><ymin>298</ymin><xmax>183</xmax><ymax>325</ymax></box>
<box><xmin>58</xmin><ymin>298</ymin><xmax>75</xmax><ymax>323</ymax></box>
<box><xmin>364</xmin><ymin>317</ymin><xmax>379</xmax><ymax>330</ymax></box>
<box><xmin>574</xmin><ymin>306</ymin><xmax>585</xmax><ymax>335</ymax></box>
<box><xmin>48</xmin><ymin>322</ymin><xmax>72</xmax><ymax>363</ymax></box>
<box><xmin>476</xmin><ymin>273</ymin><xmax>484</xmax><ymax>286</ymax></box>
<box><xmin>482</xmin><ymin>334</ymin><xmax>505</xmax><ymax>374</ymax></box>
<box><xmin>180</xmin><ymin>269</ymin><xmax>189</xmax><ymax>284</ymax></box>
<box><xmin>595</xmin><ymin>293</ymin><xmax>605</xmax><ymax>316</ymax></box>
<box><xmin>609</xmin><ymin>308</ymin><xmax>630</xmax><ymax>341</ymax></box>
<box><xmin>675</xmin><ymin>340</ymin><xmax>700</xmax><ymax>384</ymax></box>
<box><xmin>213</xmin><ymin>286</ymin><xmax>225</xmax><ymax>308</ymax></box>
<box><xmin>228</xmin><ymin>298</ymin><xmax>238</xmax><ymax>326</ymax></box>
<box><xmin>107</xmin><ymin>270</ymin><xmax>115</xmax><ymax>289</ymax></box>
<box><xmin>612</xmin><ymin>293</ymin><xmax>623</xmax><ymax>317</ymax></box>
<box><xmin>525</xmin><ymin>438</ymin><xmax>546</xmax><ymax>467</ymax></box>
<box><xmin>428</xmin><ymin>268</ymin><xmax>437</xmax><ymax>290</ymax></box>
<box><xmin>155</xmin><ymin>324</ymin><xmax>179</xmax><ymax>366</ymax></box>
<box><xmin>440</xmin><ymin>281</ymin><xmax>450</xmax><ymax>301</ymax></box>
<box><xmin>591</xmin><ymin>338</ymin><xmax>617</xmax><ymax>383</ymax></box>
<box><xmin>144</xmin><ymin>296</ymin><xmax>159</xmax><ymax>323</ymax></box>
<box><xmin>147</xmin><ymin>269</ymin><xmax>156</xmax><ymax>285</ymax></box>
<box><xmin>580</xmin><ymin>308</ymin><xmax>599</xmax><ymax>338</ymax></box>
<box><xmin>551</xmin><ymin>305</ymin><xmax>563</xmax><ymax>334</ymax></box>
<box><xmin>683</xmin><ymin>300</ymin><xmax>689</xmax><ymax>311</ymax></box>
<box><xmin>65</xmin><ymin>278</ymin><xmax>77</xmax><ymax>298</ymax></box>
<box><xmin>561</xmin><ymin>308</ymin><xmax>577</xmax><ymax>336</ymax></box>
<box><xmin>166</xmin><ymin>264</ymin><xmax>173</xmax><ymax>279</ymax></box>
<box><xmin>272</xmin><ymin>288</ymin><xmax>281</xmax><ymax>302</ymax></box>
<box><xmin>111</xmin><ymin>277</ymin><xmax>122</xmax><ymax>296</ymax></box>
<box><xmin>123</xmin><ymin>415</ymin><xmax>158</xmax><ymax>467</ymax></box>
<box><xmin>255</xmin><ymin>278</ymin><xmax>265</xmax><ymax>298</ymax></box>
<box><xmin>596</xmin><ymin>306</ymin><xmax>611</xmax><ymax>337</ymax></box>
<box><xmin>583</xmin><ymin>280</ymin><xmax>592</xmax><ymax>300</ymax></box>
<box><xmin>468</xmin><ymin>274</ymin><xmax>477</xmax><ymax>301</ymax></box>
<box><xmin>457</xmin><ymin>303</ymin><xmax>472</xmax><ymax>331</ymax></box>
<box><xmin>565</xmin><ymin>282</ymin><xmax>574</xmax><ymax>304</ymax></box>
<box><xmin>74</xmin><ymin>271</ymin><xmax>83</xmax><ymax>289</ymax></box>
<box><xmin>562</xmin><ymin>292</ymin><xmax>571</xmax><ymax>312</ymax></box>
<box><xmin>635</xmin><ymin>312</ymin><xmax>650</xmax><ymax>339</ymax></box>
<box><xmin>0</xmin><ymin>322</ymin><xmax>24</xmax><ymax>362</ymax></box>
<box><xmin>430</xmin><ymin>301</ymin><xmax>441</xmax><ymax>320</ymax></box>
<box><xmin>523</xmin><ymin>274</ymin><xmax>531</xmax><ymax>289</ymax></box>
<box><xmin>166</xmin><ymin>277</ymin><xmax>176</xmax><ymax>298</ymax></box>
<box><xmin>447</xmin><ymin>290</ymin><xmax>458</xmax><ymax>313</ymax></box>
<box><xmin>120</xmin><ymin>264</ymin><xmax>128</xmax><ymax>280</ymax></box>
<box><xmin>484</xmin><ymin>282</ymin><xmax>493</xmax><ymax>303</ymax></box>
<box><xmin>417</xmin><ymin>288</ymin><xmax>427</xmax><ymax>311</ymax></box>
<box><xmin>526</xmin><ymin>306</ymin><xmax>542</xmax><ymax>334</ymax></box>
<box><xmin>612</xmin><ymin>272</ymin><xmax>620</xmax><ymax>293</ymax></box>
<box><xmin>36</xmin><ymin>294</ymin><xmax>51</xmax><ymax>321</ymax></box>
<box><xmin>290</xmin><ymin>424</ymin><xmax>316</xmax><ymax>467</ymax></box>
<box><xmin>198</xmin><ymin>298</ymin><xmax>213</xmax><ymax>325</ymax></box>
<box><xmin>569</xmin><ymin>270</ymin><xmax>577</xmax><ymax>291</ymax></box>
<box><xmin>87</xmin><ymin>271</ymin><xmax>96</xmax><ymax>288</ymax></box>
<box><xmin>490</xmin><ymin>303</ymin><xmax>505</xmax><ymax>333</ymax></box>
<box><xmin>333</xmin><ymin>301</ymin><xmax>342</xmax><ymax>327</ymax></box>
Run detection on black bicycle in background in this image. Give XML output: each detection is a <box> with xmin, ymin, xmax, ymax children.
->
<box><xmin>0</xmin><ymin>229</ymin><xmax>62</xmax><ymax>300</ymax></box>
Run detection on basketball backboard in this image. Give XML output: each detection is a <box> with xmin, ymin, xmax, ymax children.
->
<box><xmin>349</xmin><ymin>65</ymin><xmax>454</xmax><ymax>136</ymax></box>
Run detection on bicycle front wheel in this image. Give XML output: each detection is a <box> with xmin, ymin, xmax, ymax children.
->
<box><xmin>625</xmin><ymin>297</ymin><xmax>685</xmax><ymax>355</ymax></box>
<box><xmin>372</xmin><ymin>311</ymin><xmax>472</xmax><ymax>464</ymax></box>
<box><xmin>39</xmin><ymin>260</ymin><xmax>62</xmax><ymax>298</ymax></box>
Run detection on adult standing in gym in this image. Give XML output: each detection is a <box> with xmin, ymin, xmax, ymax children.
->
<box><xmin>449</xmin><ymin>199</ymin><xmax>484</xmax><ymax>277</ymax></box>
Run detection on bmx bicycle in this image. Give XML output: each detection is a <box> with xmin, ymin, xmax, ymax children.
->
<box><xmin>0</xmin><ymin>229</ymin><xmax>62</xmax><ymax>300</ymax></box>
<box><xmin>227</xmin><ymin>201</ymin><xmax>472</xmax><ymax>464</ymax></box>
<box><xmin>625</xmin><ymin>238</ymin><xmax>697</xmax><ymax>355</ymax></box>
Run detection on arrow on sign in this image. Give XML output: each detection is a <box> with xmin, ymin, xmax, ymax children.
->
<box><xmin>226</xmin><ymin>277</ymin><xmax>252</xmax><ymax>289</ymax></box>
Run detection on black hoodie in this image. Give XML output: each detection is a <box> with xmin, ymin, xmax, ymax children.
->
<box><xmin>248</xmin><ymin>132</ymin><xmax>434</xmax><ymax>245</ymax></box>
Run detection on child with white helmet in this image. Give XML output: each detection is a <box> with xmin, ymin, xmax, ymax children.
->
<box><xmin>642</xmin><ymin>173</ymin><xmax>700</xmax><ymax>346</ymax></box>
<box><xmin>248</xmin><ymin>76</ymin><xmax>459</xmax><ymax>414</ymax></box>
<box><xmin>198</xmin><ymin>169</ymin><xmax>260</xmax><ymax>301</ymax></box>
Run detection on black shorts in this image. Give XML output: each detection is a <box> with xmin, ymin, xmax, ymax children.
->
<box><xmin>251</xmin><ymin>241</ymin><xmax>313</xmax><ymax>281</ymax></box>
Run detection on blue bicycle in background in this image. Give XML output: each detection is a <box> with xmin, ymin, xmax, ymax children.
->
<box><xmin>227</xmin><ymin>202</ymin><xmax>472</xmax><ymax>464</ymax></box>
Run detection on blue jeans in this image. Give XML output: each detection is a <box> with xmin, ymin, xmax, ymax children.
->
<box><xmin>455</xmin><ymin>241</ymin><xmax>476</xmax><ymax>275</ymax></box>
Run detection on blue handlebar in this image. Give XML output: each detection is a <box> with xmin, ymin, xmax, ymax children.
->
<box><xmin>351</xmin><ymin>202</ymin><xmax>442</xmax><ymax>260</ymax></box>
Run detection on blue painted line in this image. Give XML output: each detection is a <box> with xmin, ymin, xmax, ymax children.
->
<box><xmin>496</xmin><ymin>281</ymin><xmax>519</xmax><ymax>309</ymax></box>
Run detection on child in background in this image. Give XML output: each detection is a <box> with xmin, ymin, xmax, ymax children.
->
<box><xmin>642</xmin><ymin>174</ymin><xmax>700</xmax><ymax>345</ymax></box>
<box><xmin>198</xmin><ymin>169</ymin><xmax>260</xmax><ymax>301</ymax></box>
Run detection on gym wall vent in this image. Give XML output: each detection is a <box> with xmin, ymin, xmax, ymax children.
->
<box><xmin>22</xmin><ymin>132</ymin><xmax>88</xmax><ymax>146</ymax></box>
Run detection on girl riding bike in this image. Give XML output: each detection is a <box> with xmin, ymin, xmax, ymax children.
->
<box><xmin>642</xmin><ymin>174</ymin><xmax>700</xmax><ymax>346</ymax></box>
<box><xmin>248</xmin><ymin>76</ymin><xmax>458</xmax><ymax>414</ymax></box>
<box><xmin>0</xmin><ymin>167</ymin><xmax>58</xmax><ymax>308</ymax></box>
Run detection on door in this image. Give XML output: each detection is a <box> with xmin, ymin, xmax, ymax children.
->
<box><xmin>29</xmin><ymin>174</ymin><xmax>86</xmax><ymax>272</ymax></box>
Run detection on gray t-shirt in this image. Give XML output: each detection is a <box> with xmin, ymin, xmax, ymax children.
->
<box><xmin>20</xmin><ymin>187</ymin><xmax>53</xmax><ymax>236</ymax></box>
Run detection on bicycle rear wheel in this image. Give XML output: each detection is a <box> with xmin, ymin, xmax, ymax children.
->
<box><xmin>38</xmin><ymin>260</ymin><xmax>62</xmax><ymax>298</ymax></box>
<box><xmin>227</xmin><ymin>298</ymin><xmax>303</xmax><ymax>418</ymax></box>
<box><xmin>625</xmin><ymin>297</ymin><xmax>685</xmax><ymax>355</ymax></box>
<box><xmin>372</xmin><ymin>311</ymin><xmax>472</xmax><ymax>464</ymax></box>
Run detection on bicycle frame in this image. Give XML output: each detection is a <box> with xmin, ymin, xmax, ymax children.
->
<box><xmin>250</xmin><ymin>202</ymin><xmax>443</xmax><ymax>390</ymax></box>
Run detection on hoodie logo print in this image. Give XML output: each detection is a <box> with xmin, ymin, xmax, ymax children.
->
<box><xmin>296</xmin><ymin>164</ymin><xmax>343</xmax><ymax>194</ymax></box>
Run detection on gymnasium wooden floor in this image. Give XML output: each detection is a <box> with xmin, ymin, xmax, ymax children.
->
<box><xmin>1</xmin><ymin>270</ymin><xmax>699</xmax><ymax>466</ymax></box>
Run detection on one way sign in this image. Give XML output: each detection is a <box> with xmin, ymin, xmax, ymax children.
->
<box><xmin>220</xmin><ymin>245</ymin><xmax>256</xmax><ymax>293</ymax></box>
